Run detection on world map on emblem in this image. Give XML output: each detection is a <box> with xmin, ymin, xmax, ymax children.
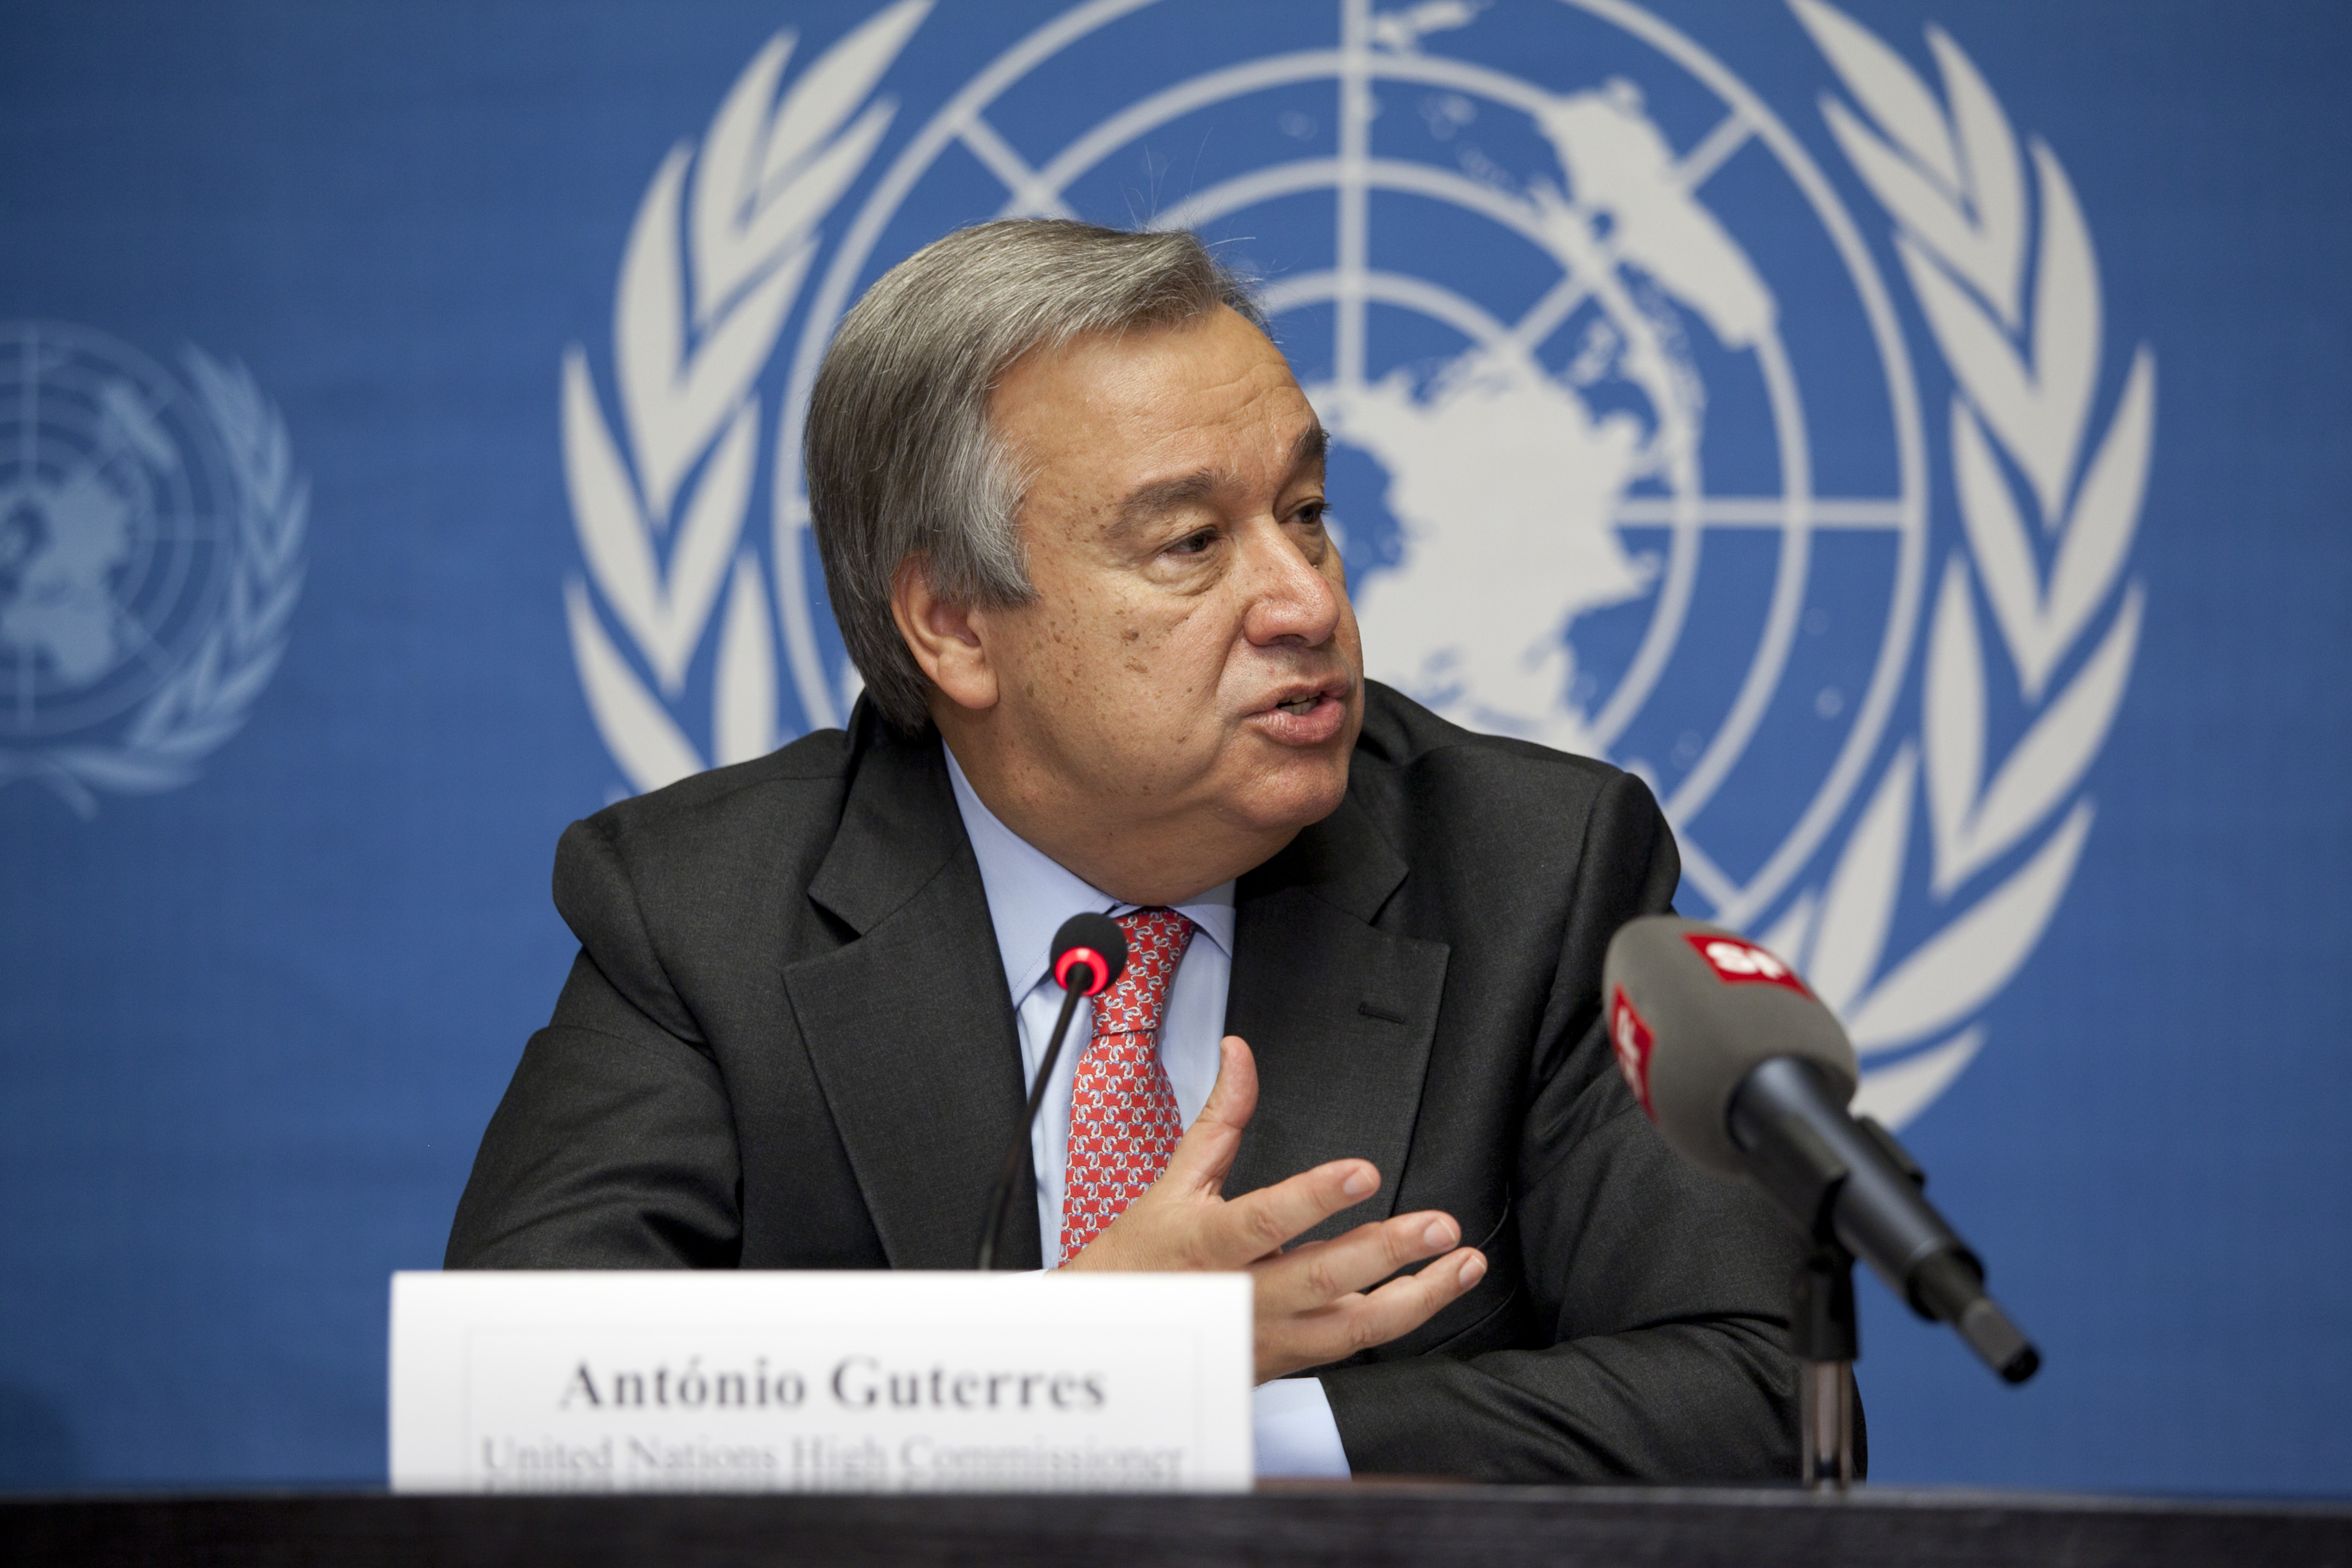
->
<box><xmin>768</xmin><ymin>0</ymin><xmax>1922</xmax><ymax>934</ymax></box>
<box><xmin>0</xmin><ymin>321</ymin><xmax>308</xmax><ymax>811</ymax></box>
<box><xmin>0</xmin><ymin>324</ymin><xmax>237</xmax><ymax>742</ymax></box>
<box><xmin>562</xmin><ymin>0</ymin><xmax>2153</xmax><ymax>1129</ymax></box>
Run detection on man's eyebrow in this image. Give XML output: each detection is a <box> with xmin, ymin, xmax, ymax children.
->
<box><xmin>1112</xmin><ymin>471</ymin><xmax>1221</xmax><ymax>539</ymax></box>
<box><xmin>1291</xmin><ymin>421</ymin><xmax>1331</xmax><ymax>474</ymax></box>
<box><xmin>1108</xmin><ymin>423</ymin><xmax>1332</xmax><ymax>540</ymax></box>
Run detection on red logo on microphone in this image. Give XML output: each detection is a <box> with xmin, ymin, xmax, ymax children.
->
<box><xmin>1684</xmin><ymin>933</ymin><xmax>1810</xmax><ymax>996</ymax></box>
<box><xmin>1609</xmin><ymin>985</ymin><xmax>1656</xmax><ymax>1117</ymax></box>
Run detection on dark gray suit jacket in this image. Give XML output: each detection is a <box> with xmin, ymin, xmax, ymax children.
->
<box><xmin>447</xmin><ymin>682</ymin><xmax>1817</xmax><ymax>1481</ymax></box>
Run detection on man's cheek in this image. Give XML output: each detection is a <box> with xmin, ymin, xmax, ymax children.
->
<box><xmin>1127</xmin><ymin>600</ymin><xmax>1225</xmax><ymax>678</ymax></box>
<box><xmin>1333</xmin><ymin>604</ymin><xmax>1367</xmax><ymax>674</ymax></box>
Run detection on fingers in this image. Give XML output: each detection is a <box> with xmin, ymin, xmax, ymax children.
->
<box><xmin>1194</xmin><ymin>1157</ymin><xmax>1381</xmax><ymax>1269</ymax></box>
<box><xmin>1255</xmin><ymin>1245</ymin><xmax>1487</xmax><ymax>1382</ymax></box>
<box><xmin>1200</xmin><ymin>1036</ymin><xmax>1258</xmax><ymax>1131</ymax></box>
<box><xmin>1358</xmin><ymin>1246</ymin><xmax>1487</xmax><ymax>1331</ymax></box>
<box><xmin>1064</xmin><ymin>1039</ymin><xmax>1277</xmax><ymax>1274</ymax></box>
<box><xmin>1158</xmin><ymin>1036</ymin><xmax>1259</xmax><ymax>1199</ymax></box>
<box><xmin>1332</xmin><ymin>1247</ymin><xmax>1487</xmax><ymax>1351</ymax></box>
<box><xmin>1253</xmin><ymin>1209</ymin><xmax>1462</xmax><ymax>1318</ymax></box>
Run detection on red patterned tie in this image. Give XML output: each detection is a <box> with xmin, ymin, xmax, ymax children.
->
<box><xmin>1059</xmin><ymin>908</ymin><xmax>1195</xmax><ymax>1263</ymax></box>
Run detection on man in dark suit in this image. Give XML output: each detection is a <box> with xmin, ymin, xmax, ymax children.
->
<box><xmin>449</xmin><ymin>220</ymin><xmax>1809</xmax><ymax>1481</ymax></box>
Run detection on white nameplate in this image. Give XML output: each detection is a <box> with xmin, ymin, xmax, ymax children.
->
<box><xmin>389</xmin><ymin>1271</ymin><xmax>1251</xmax><ymax>1494</ymax></box>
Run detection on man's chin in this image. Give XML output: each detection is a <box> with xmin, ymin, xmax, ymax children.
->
<box><xmin>1230</xmin><ymin>747</ymin><xmax>1354</xmax><ymax>836</ymax></box>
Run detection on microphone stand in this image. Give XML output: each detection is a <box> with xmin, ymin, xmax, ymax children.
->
<box><xmin>1793</xmin><ymin>1245</ymin><xmax>1858</xmax><ymax>1491</ymax></box>
<box><xmin>1728</xmin><ymin>1057</ymin><xmax>2035</xmax><ymax>1488</ymax></box>
<box><xmin>974</xmin><ymin>979</ymin><xmax>1088</xmax><ymax>1273</ymax></box>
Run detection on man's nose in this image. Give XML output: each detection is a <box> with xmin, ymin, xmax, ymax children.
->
<box><xmin>1237</xmin><ymin>518</ymin><xmax>1342</xmax><ymax>648</ymax></box>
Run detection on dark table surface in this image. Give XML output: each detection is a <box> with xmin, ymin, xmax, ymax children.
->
<box><xmin>5</xmin><ymin>1482</ymin><xmax>2349</xmax><ymax>1567</ymax></box>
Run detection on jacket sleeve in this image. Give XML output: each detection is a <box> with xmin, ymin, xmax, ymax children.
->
<box><xmin>1320</xmin><ymin>769</ymin><xmax>1839</xmax><ymax>1481</ymax></box>
<box><xmin>444</xmin><ymin>817</ymin><xmax>742</xmax><ymax>1269</ymax></box>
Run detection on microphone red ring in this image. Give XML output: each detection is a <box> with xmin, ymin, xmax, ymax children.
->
<box><xmin>1054</xmin><ymin>946</ymin><xmax>1110</xmax><ymax>997</ymax></box>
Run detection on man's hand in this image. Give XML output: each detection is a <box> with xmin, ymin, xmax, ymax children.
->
<box><xmin>1060</xmin><ymin>1035</ymin><xmax>1487</xmax><ymax>1382</ymax></box>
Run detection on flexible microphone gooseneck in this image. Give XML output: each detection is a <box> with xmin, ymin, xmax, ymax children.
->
<box><xmin>1602</xmin><ymin>916</ymin><xmax>2040</xmax><ymax>1384</ymax></box>
<box><xmin>974</xmin><ymin>911</ymin><xmax>1127</xmax><ymax>1271</ymax></box>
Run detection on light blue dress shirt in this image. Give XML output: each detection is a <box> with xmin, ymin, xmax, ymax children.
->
<box><xmin>944</xmin><ymin>745</ymin><xmax>1353</xmax><ymax>1481</ymax></box>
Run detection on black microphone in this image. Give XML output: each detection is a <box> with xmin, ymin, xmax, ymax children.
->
<box><xmin>1602</xmin><ymin>916</ymin><xmax>2040</xmax><ymax>1384</ymax></box>
<box><xmin>974</xmin><ymin>912</ymin><xmax>1127</xmax><ymax>1271</ymax></box>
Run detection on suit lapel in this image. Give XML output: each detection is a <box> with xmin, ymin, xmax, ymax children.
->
<box><xmin>1224</xmin><ymin>793</ymin><xmax>1450</xmax><ymax>1244</ymax></box>
<box><xmin>783</xmin><ymin>716</ymin><xmax>1040</xmax><ymax>1270</ymax></box>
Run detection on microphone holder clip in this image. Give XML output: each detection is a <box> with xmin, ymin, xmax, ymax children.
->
<box><xmin>1792</xmin><ymin>1244</ymin><xmax>1859</xmax><ymax>1492</ymax></box>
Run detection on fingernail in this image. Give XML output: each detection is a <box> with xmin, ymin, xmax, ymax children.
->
<box><xmin>1342</xmin><ymin>1167</ymin><xmax>1376</xmax><ymax>1199</ymax></box>
<box><xmin>1421</xmin><ymin>1218</ymin><xmax>1454</xmax><ymax>1249</ymax></box>
<box><xmin>1459</xmin><ymin>1252</ymin><xmax>1487</xmax><ymax>1287</ymax></box>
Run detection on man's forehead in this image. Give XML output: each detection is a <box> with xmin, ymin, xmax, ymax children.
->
<box><xmin>1124</xmin><ymin>418</ymin><xmax>1329</xmax><ymax>483</ymax></box>
<box><xmin>1002</xmin><ymin>307</ymin><xmax>1292</xmax><ymax>425</ymax></box>
<box><xmin>992</xmin><ymin>307</ymin><xmax>1324</xmax><ymax>519</ymax></box>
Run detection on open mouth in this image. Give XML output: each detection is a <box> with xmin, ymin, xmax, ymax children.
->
<box><xmin>1250</xmin><ymin>680</ymin><xmax>1351</xmax><ymax>746</ymax></box>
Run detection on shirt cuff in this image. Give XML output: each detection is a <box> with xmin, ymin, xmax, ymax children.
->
<box><xmin>1251</xmin><ymin>1376</ymin><xmax>1352</xmax><ymax>1479</ymax></box>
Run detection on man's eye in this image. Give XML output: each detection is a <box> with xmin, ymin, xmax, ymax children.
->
<box><xmin>1167</xmin><ymin>530</ymin><xmax>1217</xmax><ymax>556</ymax></box>
<box><xmin>1296</xmin><ymin>502</ymin><xmax>1328</xmax><ymax>527</ymax></box>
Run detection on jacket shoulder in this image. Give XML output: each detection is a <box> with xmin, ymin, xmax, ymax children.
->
<box><xmin>1354</xmin><ymin>680</ymin><xmax>1634</xmax><ymax>811</ymax></box>
<box><xmin>551</xmin><ymin>726</ymin><xmax>856</xmax><ymax>976</ymax></box>
<box><xmin>577</xmin><ymin>725</ymin><xmax>854</xmax><ymax>849</ymax></box>
<box><xmin>1346</xmin><ymin>681</ymin><xmax>1675</xmax><ymax>906</ymax></box>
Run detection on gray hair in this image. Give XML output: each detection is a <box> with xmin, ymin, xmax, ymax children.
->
<box><xmin>804</xmin><ymin>219</ymin><xmax>1266</xmax><ymax>733</ymax></box>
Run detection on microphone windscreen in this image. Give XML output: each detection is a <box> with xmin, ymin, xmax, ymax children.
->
<box><xmin>1601</xmin><ymin>916</ymin><xmax>1858</xmax><ymax>1174</ymax></box>
<box><xmin>1051</xmin><ymin>911</ymin><xmax>1127</xmax><ymax>996</ymax></box>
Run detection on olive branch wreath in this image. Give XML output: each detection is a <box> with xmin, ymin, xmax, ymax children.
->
<box><xmin>0</xmin><ymin>351</ymin><xmax>308</xmax><ymax>819</ymax></box>
<box><xmin>1771</xmin><ymin>1</ymin><xmax>2153</xmax><ymax>1125</ymax></box>
<box><xmin>561</xmin><ymin>0</ymin><xmax>927</xmax><ymax>793</ymax></box>
<box><xmin>561</xmin><ymin>2</ymin><xmax>2150</xmax><ymax>1132</ymax></box>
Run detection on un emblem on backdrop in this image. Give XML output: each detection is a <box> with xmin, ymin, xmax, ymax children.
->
<box><xmin>0</xmin><ymin>323</ymin><xmax>306</xmax><ymax>816</ymax></box>
<box><xmin>560</xmin><ymin>0</ymin><xmax>2151</xmax><ymax>1128</ymax></box>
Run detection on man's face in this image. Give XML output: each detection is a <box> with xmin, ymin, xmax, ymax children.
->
<box><xmin>976</xmin><ymin>305</ymin><xmax>1363</xmax><ymax>860</ymax></box>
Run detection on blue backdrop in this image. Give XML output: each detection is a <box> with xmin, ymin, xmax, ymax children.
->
<box><xmin>2</xmin><ymin>0</ymin><xmax>2346</xmax><ymax>1496</ymax></box>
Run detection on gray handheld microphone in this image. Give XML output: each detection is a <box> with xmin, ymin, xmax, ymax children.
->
<box><xmin>1602</xmin><ymin>915</ymin><xmax>2039</xmax><ymax>1384</ymax></box>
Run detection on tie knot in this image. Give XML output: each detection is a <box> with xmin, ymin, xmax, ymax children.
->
<box><xmin>1094</xmin><ymin>908</ymin><xmax>1193</xmax><ymax>1038</ymax></box>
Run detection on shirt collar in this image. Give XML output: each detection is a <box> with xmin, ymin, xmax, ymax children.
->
<box><xmin>943</xmin><ymin>742</ymin><xmax>1236</xmax><ymax>1001</ymax></box>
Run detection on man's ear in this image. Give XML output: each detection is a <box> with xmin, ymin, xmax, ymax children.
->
<box><xmin>890</xmin><ymin>553</ymin><xmax>999</xmax><ymax>712</ymax></box>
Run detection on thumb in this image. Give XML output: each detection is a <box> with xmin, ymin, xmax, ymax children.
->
<box><xmin>1164</xmin><ymin>1035</ymin><xmax>1257</xmax><ymax>1197</ymax></box>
